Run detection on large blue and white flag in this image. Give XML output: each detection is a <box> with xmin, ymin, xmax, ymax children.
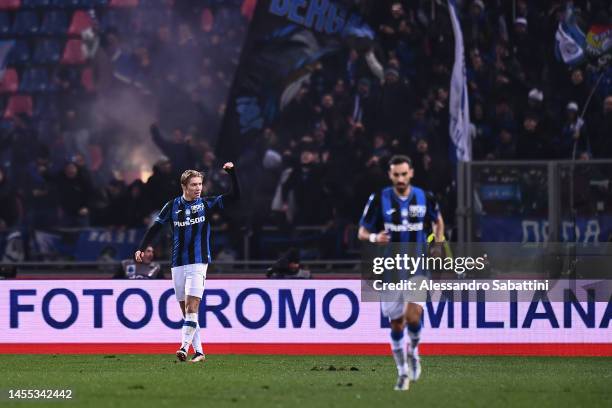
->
<box><xmin>554</xmin><ymin>6</ymin><xmax>586</xmax><ymax>66</ymax></box>
<box><xmin>448</xmin><ymin>0</ymin><xmax>471</xmax><ymax>162</ymax></box>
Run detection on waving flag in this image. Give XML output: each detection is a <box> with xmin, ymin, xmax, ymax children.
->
<box><xmin>555</xmin><ymin>6</ymin><xmax>587</xmax><ymax>66</ymax></box>
<box><xmin>448</xmin><ymin>0</ymin><xmax>471</xmax><ymax>162</ymax></box>
<box><xmin>217</xmin><ymin>0</ymin><xmax>374</xmax><ymax>161</ymax></box>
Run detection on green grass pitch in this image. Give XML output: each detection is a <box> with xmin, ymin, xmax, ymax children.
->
<box><xmin>1</xmin><ymin>355</ymin><xmax>611</xmax><ymax>408</ymax></box>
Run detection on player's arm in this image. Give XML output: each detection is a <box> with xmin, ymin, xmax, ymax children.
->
<box><xmin>134</xmin><ymin>201</ymin><xmax>171</xmax><ymax>262</ymax></box>
<box><xmin>221</xmin><ymin>162</ymin><xmax>240</xmax><ymax>203</ymax></box>
<box><xmin>208</xmin><ymin>162</ymin><xmax>240</xmax><ymax>209</ymax></box>
<box><xmin>357</xmin><ymin>193</ymin><xmax>390</xmax><ymax>243</ymax></box>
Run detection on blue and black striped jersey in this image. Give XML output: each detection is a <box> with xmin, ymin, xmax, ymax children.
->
<box><xmin>154</xmin><ymin>195</ymin><xmax>223</xmax><ymax>266</ymax></box>
<box><xmin>360</xmin><ymin>185</ymin><xmax>440</xmax><ymax>277</ymax></box>
<box><xmin>138</xmin><ymin>168</ymin><xmax>240</xmax><ymax>267</ymax></box>
<box><xmin>359</xmin><ymin>185</ymin><xmax>440</xmax><ymax>244</ymax></box>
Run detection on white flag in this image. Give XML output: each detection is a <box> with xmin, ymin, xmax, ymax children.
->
<box><xmin>448</xmin><ymin>0</ymin><xmax>471</xmax><ymax>162</ymax></box>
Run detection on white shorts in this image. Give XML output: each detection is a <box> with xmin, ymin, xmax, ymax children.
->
<box><xmin>171</xmin><ymin>263</ymin><xmax>208</xmax><ymax>301</ymax></box>
<box><xmin>381</xmin><ymin>275</ymin><xmax>426</xmax><ymax>321</ymax></box>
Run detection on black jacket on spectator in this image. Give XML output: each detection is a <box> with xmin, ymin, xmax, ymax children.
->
<box><xmin>150</xmin><ymin>125</ymin><xmax>195</xmax><ymax>172</ymax></box>
<box><xmin>589</xmin><ymin>111</ymin><xmax>612</xmax><ymax>159</ymax></box>
<box><xmin>52</xmin><ymin>168</ymin><xmax>92</xmax><ymax>217</ymax></box>
<box><xmin>281</xmin><ymin>163</ymin><xmax>332</xmax><ymax>225</ymax></box>
<box><xmin>0</xmin><ymin>169</ymin><xmax>19</xmax><ymax>227</ymax></box>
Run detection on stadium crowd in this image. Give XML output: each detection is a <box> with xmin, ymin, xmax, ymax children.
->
<box><xmin>0</xmin><ymin>0</ymin><xmax>611</xmax><ymax>258</ymax></box>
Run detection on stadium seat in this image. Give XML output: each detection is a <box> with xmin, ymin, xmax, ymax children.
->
<box><xmin>40</xmin><ymin>11</ymin><xmax>69</xmax><ymax>36</ymax></box>
<box><xmin>60</xmin><ymin>39</ymin><xmax>85</xmax><ymax>64</ymax></box>
<box><xmin>12</xmin><ymin>11</ymin><xmax>40</xmax><ymax>36</ymax></box>
<box><xmin>7</xmin><ymin>40</ymin><xmax>30</xmax><ymax>65</ymax></box>
<box><xmin>67</xmin><ymin>10</ymin><xmax>93</xmax><ymax>36</ymax></box>
<box><xmin>139</xmin><ymin>0</ymin><xmax>162</xmax><ymax>7</ymax></box>
<box><xmin>201</xmin><ymin>8</ymin><xmax>213</xmax><ymax>32</ymax></box>
<box><xmin>20</xmin><ymin>67</ymin><xmax>51</xmax><ymax>92</ymax></box>
<box><xmin>33</xmin><ymin>68</ymin><xmax>52</xmax><ymax>92</ymax></box>
<box><xmin>22</xmin><ymin>0</ymin><xmax>55</xmax><ymax>7</ymax></box>
<box><xmin>21</xmin><ymin>0</ymin><xmax>40</xmax><ymax>7</ymax></box>
<box><xmin>0</xmin><ymin>68</ymin><xmax>18</xmax><ymax>93</ymax></box>
<box><xmin>33</xmin><ymin>95</ymin><xmax>59</xmax><ymax>118</ymax></box>
<box><xmin>0</xmin><ymin>12</ymin><xmax>10</xmax><ymax>35</ymax></box>
<box><xmin>81</xmin><ymin>66</ymin><xmax>94</xmax><ymax>92</ymax></box>
<box><xmin>18</xmin><ymin>68</ymin><xmax>32</xmax><ymax>92</ymax></box>
<box><xmin>51</xmin><ymin>0</ymin><xmax>82</xmax><ymax>8</ymax></box>
<box><xmin>109</xmin><ymin>0</ymin><xmax>138</xmax><ymax>7</ymax></box>
<box><xmin>33</xmin><ymin>39</ymin><xmax>62</xmax><ymax>63</ymax></box>
<box><xmin>0</xmin><ymin>0</ymin><xmax>20</xmax><ymax>11</ymax></box>
<box><xmin>99</xmin><ymin>10</ymin><xmax>128</xmax><ymax>33</ymax></box>
<box><xmin>4</xmin><ymin>94</ymin><xmax>33</xmax><ymax>117</ymax></box>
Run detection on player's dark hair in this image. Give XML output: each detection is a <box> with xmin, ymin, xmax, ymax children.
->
<box><xmin>388</xmin><ymin>155</ymin><xmax>412</xmax><ymax>169</ymax></box>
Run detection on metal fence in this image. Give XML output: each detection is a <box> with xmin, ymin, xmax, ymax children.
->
<box><xmin>456</xmin><ymin>160</ymin><xmax>612</xmax><ymax>243</ymax></box>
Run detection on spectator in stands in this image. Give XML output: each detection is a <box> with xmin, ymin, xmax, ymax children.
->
<box><xmin>265</xmin><ymin>247</ymin><xmax>311</xmax><ymax>279</ymax></box>
<box><xmin>517</xmin><ymin>113</ymin><xmax>553</xmax><ymax>159</ymax></box>
<box><xmin>472</xmin><ymin>101</ymin><xmax>494</xmax><ymax>159</ymax></box>
<box><xmin>411</xmin><ymin>137</ymin><xmax>449</xmax><ymax>195</ymax></box>
<box><xmin>119</xmin><ymin>245</ymin><xmax>161</xmax><ymax>279</ymax></box>
<box><xmin>145</xmin><ymin>158</ymin><xmax>180</xmax><ymax>210</ymax></box>
<box><xmin>558</xmin><ymin>102</ymin><xmax>587</xmax><ymax>159</ymax></box>
<box><xmin>120</xmin><ymin>180</ymin><xmax>151</xmax><ymax>228</ymax></box>
<box><xmin>510</xmin><ymin>17</ymin><xmax>541</xmax><ymax>83</ymax></box>
<box><xmin>562</xmin><ymin>68</ymin><xmax>590</xmax><ymax>112</ymax></box>
<box><xmin>465</xmin><ymin>0</ymin><xmax>492</xmax><ymax>50</ymax></box>
<box><xmin>467</xmin><ymin>48</ymin><xmax>491</xmax><ymax>100</ymax></box>
<box><xmin>378</xmin><ymin>67</ymin><xmax>412</xmax><ymax>139</ymax></box>
<box><xmin>490</xmin><ymin>127</ymin><xmax>517</xmax><ymax>160</ymax></box>
<box><xmin>281</xmin><ymin>148</ymin><xmax>332</xmax><ymax>225</ymax></box>
<box><xmin>47</xmin><ymin>161</ymin><xmax>93</xmax><ymax>227</ymax></box>
<box><xmin>351</xmin><ymin>77</ymin><xmax>378</xmax><ymax>132</ymax></box>
<box><xmin>0</xmin><ymin>114</ymin><xmax>38</xmax><ymax>189</ymax></box>
<box><xmin>99</xmin><ymin>177</ymin><xmax>126</xmax><ymax>227</ymax></box>
<box><xmin>427</xmin><ymin>86</ymin><xmax>452</xmax><ymax>157</ymax></box>
<box><xmin>590</xmin><ymin>95</ymin><xmax>612</xmax><ymax>158</ymax></box>
<box><xmin>23</xmin><ymin>150</ymin><xmax>58</xmax><ymax>229</ymax></box>
<box><xmin>378</xmin><ymin>2</ymin><xmax>408</xmax><ymax>56</ymax></box>
<box><xmin>316</xmin><ymin>93</ymin><xmax>345</xmax><ymax>137</ymax></box>
<box><xmin>0</xmin><ymin>168</ymin><xmax>19</xmax><ymax>230</ymax></box>
<box><xmin>150</xmin><ymin>124</ymin><xmax>195</xmax><ymax>173</ymax></box>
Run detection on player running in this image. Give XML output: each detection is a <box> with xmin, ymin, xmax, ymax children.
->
<box><xmin>358</xmin><ymin>155</ymin><xmax>444</xmax><ymax>391</ymax></box>
<box><xmin>135</xmin><ymin>163</ymin><xmax>239</xmax><ymax>363</ymax></box>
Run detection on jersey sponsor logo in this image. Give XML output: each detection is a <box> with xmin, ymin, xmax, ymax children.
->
<box><xmin>408</xmin><ymin>205</ymin><xmax>426</xmax><ymax>218</ymax></box>
<box><xmin>384</xmin><ymin>222</ymin><xmax>423</xmax><ymax>232</ymax></box>
<box><xmin>190</xmin><ymin>203</ymin><xmax>204</xmax><ymax>213</ymax></box>
<box><xmin>173</xmin><ymin>215</ymin><xmax>206</xmax><ymax>227</ymax></box>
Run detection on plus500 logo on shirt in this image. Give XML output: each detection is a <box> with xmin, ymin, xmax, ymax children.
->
<box><xmin>173</xmin><ymin>216</ymin><xmax>205</xmax><ymax>227</ymax></box>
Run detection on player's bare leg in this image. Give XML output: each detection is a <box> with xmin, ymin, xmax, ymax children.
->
<box><xmin>405</xmin><ymin>303</ymin><xmax>423</xmax><ymax>381</ymax></box>
<box><xmin>389</xmin><ymin>317</ymin><xmax>409</xmax><ymax>390</ymax></box>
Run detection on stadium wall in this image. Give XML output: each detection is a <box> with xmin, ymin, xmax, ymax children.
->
<box><xmin>1</xmin><ymin>280</ymin><xmax>610</xmax><ymax>356</ymax></box>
